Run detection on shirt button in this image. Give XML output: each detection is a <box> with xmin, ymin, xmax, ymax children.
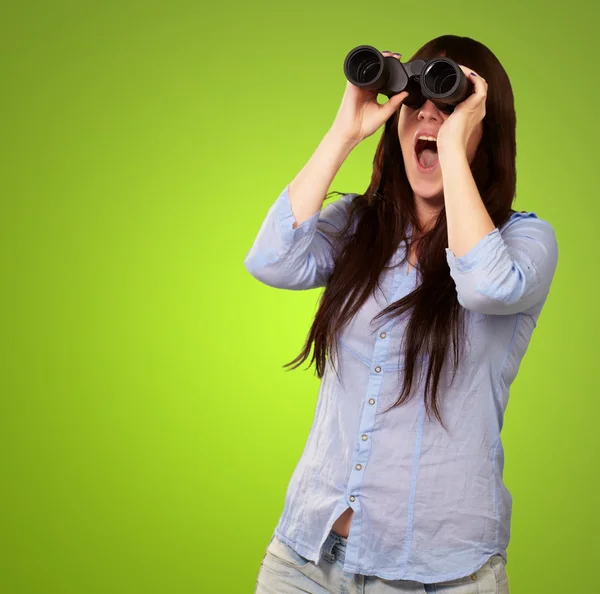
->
<box><xmin>362</xmin><ymin>434</ymin><xmax>368</xmax><ymax>441</ymax></box>
<box><xmin>368</xmin><ymin>398</ymin><xmax>376</xmax><ymax>405</ymax></box>
<box><xmin>355</xmin><ymin>463</ymin><xmax>362</xmax><ymax>470</ymax></box>
<box><xmin>374</xmin><ymin>366</ymin><xmax>381</xmax><ymax>373</ymax></box>
<box><xmin>349</xmin><ymin>495</ymin><xmax>356</xmax><ymax>502</ymax></box>
<box><xmin>380</xmin><ymin>332</ymin><xmax>387</xmax><ymax>339</ymax></box>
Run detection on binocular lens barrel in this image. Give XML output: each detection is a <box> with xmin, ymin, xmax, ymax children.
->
<box><xmin>423</xmin><ymin>61</ymin><xmax>457</xmax><ymax>95</ymax></box>
<box><xmin>346</xmin><ymin>48</ymin><xmax>383</xmax><ymax>85</ymax></box>
<box><xmin>343</xmin><ymin>45</ymin><xmax>470</xmax><ymax>112</ymax></box>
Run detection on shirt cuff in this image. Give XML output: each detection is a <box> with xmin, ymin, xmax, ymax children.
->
<box><xmin>445</xmin><ymin>227</ymin><xmax>503</xmax><ymax>273</ymax></box>
<box><xmin>273</xmin><ymin>183</ymin><xmax>322</xmax><ymax>247</ymax></box>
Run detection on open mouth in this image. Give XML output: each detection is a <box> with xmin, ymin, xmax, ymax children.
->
<box><xmin>414</xmin><ymin>138</ymin><xmax>439</xmax><ymax>172</ymax></box>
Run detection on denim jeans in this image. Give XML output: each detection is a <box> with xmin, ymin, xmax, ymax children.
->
<box><xmin>255</xmin><ymin>530</ymin><xmax>510</xmax><ymax>593</ymax></box>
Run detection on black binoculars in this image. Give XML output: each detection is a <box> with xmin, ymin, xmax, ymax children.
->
<box><xmin>343</xmin><ymin>45</ymin><xmax>472</xmax><ymax>114</ymax></box>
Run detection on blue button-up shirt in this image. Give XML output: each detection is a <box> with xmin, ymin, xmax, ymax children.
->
<box><xmin>244</xmin><ymin>183</ymin><xmax>559</xmax><ymax>582</ymax></box>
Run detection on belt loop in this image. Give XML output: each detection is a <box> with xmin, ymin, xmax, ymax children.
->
<box><xmin>321</xmin><ymin>531</ymin><xmax>338</xmax><ymax>563</ymax></box>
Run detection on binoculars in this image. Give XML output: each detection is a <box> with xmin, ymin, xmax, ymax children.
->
<box><xmin>343</xmin><ymin>44</ymin><xmax>472</xmax><ymax>114</ymax></box>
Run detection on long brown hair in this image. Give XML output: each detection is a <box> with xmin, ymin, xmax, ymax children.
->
<box><xmin>284</xmin><ymin>35</ymin><xmax>517</xmax><ymax>430</ymax></box>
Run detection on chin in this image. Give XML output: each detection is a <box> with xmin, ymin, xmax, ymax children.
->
<box><xmin>407</xmin><ymin>174</ymin><xmax>444</xmax><ymax>200</ymax></box>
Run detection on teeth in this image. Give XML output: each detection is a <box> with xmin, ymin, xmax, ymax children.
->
<box><xmin>417</xmin><ymin>135</ymin><xmax>437</xmax><ymax>142</ymax></box>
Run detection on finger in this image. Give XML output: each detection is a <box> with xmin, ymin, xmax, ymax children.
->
<box><xmin>457</xmin><ymin>65</ymin><xmax>487</xmax><ymax>105</ymax></box>
<box><xmin>458</xmin><ymin>64</ymin><xmax>487</xmax><ymax>88</ymax></box>
<box><xmin>383</xmin><ymin>91</ymin><xmax>409</xmax><ymax>116</ymax></box>
<box><xmin>381</xmin><ymin>50</ymin><xmax>403</xmax><ymax>61</ymax></box>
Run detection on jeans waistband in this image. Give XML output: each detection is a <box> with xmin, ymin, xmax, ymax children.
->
<box><xmin>321</xmin><ymin>530</ymin><xmax>348</xmax><ymax>564</ymax></box>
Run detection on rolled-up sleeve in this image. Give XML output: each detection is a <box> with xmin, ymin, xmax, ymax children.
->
<box><xmin>445</xmin><ymin>212</ymin><xmax>559</xmax><ymax>315</ymax></box>
<box><xmin>243</xmin><ymin>183</ymin><xmax>357</xmax><ymax>290</ymax></box>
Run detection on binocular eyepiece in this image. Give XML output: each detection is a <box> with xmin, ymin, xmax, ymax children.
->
<box><xmin>343</xmin><ymin>44</ymin><xmax>471</xmax><ymax>114</ymax></box>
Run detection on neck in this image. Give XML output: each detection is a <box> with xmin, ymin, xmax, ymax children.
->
<box><xmin>413</xmin><ymin>192</ymin><xmax>443</xmax><ymax>233</ymax></box>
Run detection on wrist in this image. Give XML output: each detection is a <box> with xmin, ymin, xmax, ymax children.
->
<box><xmin>327</xmin><ymin>126</ymin><xmax>360</xmax><ymax>151</ymax></box>
<box><xmin>437</xmin><ymin>144</ymin><xmax>468</xmax><ymax>164</ymax></box>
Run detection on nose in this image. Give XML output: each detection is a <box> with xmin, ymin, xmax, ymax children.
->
<box><xmin>417</xmin><ymin>100</ymin><xmax>443</xmax><ymax>122</ymax></box>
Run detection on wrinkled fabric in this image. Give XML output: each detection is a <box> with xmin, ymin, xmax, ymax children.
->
<box><xmin>244</xmin><ymin>183</ymin><xmax>559</xmax><ymax>582</ymax></box>
<box><xmin>255</xmin><ymin>531</ymin><xmax>510</xmax><ymax>593</ymax></box>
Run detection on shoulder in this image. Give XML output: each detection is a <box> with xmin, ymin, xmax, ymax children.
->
<box><xmin>332</xmin><ymin>192</ymin><xmax>361</xmax><ymax>207</ymax></box>
<box><xmin>323</xmin><ymin>192</ymin><xmax>360</xmax><ymax>207</ymax></box>
<box><xmin>322</xmin><ymin>191</ymin><xmax>362</xmax><ymax>219</ymax></box>
<box><xmin>501</xmin><ymin>209</ymin><xmax>556</xmax><ymax>237</ymax></box>
<box><xmin>318</xmin><ymin>192</ymin><xmax>362</xmax><ymax>233</ymax></box>
<box><xmin>500</xmin><ymin>210</ymin><xmax>558</xmax><ymax>259</ymax></box>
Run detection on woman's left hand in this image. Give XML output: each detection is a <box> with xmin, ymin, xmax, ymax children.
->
<box><xmin>436</xmin><ymin>65</ymin><xmax>488</xmax><ymax>155</ymax></box>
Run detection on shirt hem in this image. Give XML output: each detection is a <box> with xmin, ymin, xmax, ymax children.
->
<box><xmin>274</xmin><ymin>527</ymin><xmax>507</xmax><ymax>583</ymax></box>
<box><xmin>339</xmin><ymin>549</ymin><xmax>507</xmax><ymax>582</ymax></box>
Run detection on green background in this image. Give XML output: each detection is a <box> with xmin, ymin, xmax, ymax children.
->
<box><xmin>1</xmin><ymin>0</ymin><xmax>597</xmax><ymax>592</ymax></box>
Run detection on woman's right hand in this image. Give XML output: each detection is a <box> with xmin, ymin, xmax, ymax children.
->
<box><xmin>330</xmin><ymin>51</ymin><xmax>409</xmax><ymax>146</ymax></box>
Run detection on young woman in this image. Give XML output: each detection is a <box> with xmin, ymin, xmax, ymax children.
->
<box><xmin>245</xmin><ymin>35</ymin><xmax>558</xmax><ymax>594</ymax></box>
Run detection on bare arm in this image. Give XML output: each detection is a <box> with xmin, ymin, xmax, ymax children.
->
<box><xmin>288</xmin><ymin>128</ymin><xmax>358</xmax><ymax>229</ymax></box>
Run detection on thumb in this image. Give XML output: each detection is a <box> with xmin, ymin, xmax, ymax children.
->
<box><xmin>382</xmin><ymin>91</ymin><xmax>409</xmax><ymax>117</ymax></box>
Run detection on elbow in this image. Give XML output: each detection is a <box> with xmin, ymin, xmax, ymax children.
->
<box><xmin>243</xmin><ymin>253</ymin><xmax>322</xmax><ymax>290</ymax></box>
<box><xmin>243</xmin><ymin>253</ymin><xmax>284</xmax><ymax>288</ymax></box>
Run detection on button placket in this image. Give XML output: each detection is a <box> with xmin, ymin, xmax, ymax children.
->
<box><xmin>342</xmin><ymin>264</ymin><xmax>409</xmax><ymax>572</ymax></box>
<box><xmin>342</xmin><ymin>321</ymin><xmax>393</xmax><ymax>571</ymax></box>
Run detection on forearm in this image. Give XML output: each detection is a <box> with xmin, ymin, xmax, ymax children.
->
<box><xmin>439</xmin><ymin>148</ymin><xmax>495</xmax><ymax>257</ymax></box>
<box><xmin>288</xmin><ymin>129</ymin><xmax>358</xmax><ymax>229</ymax></box>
